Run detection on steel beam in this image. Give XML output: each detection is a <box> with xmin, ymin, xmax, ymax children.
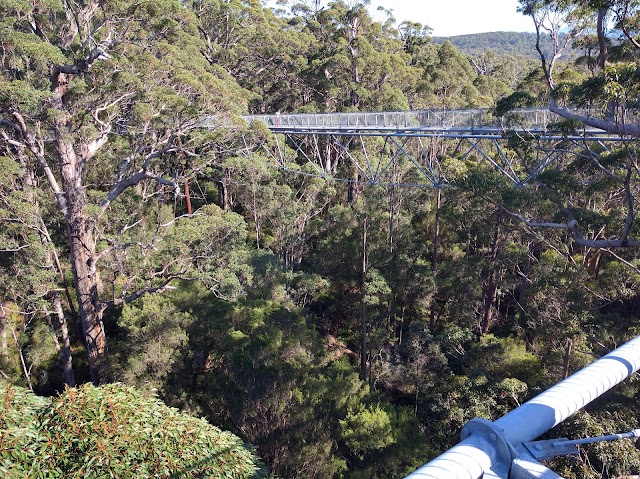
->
<box><xmin>403</xmin><ymin>335</ymin><xmax>640</xmax><ymax>479</ymax></box>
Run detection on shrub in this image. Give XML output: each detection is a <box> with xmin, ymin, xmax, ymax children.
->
<box><xmin>0</xmin><ymin>382</ymin><xmax>267</xmax><ymax>479</ymax></box>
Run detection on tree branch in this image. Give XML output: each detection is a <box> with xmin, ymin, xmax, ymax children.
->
<box><xmin>3</xmin><ymin>110</ymin><xmax>68</xmax><ymax>213</ymax></box>
<box><xmin>99</xmin><ymin>170</ymin><xmax>179</xmax><ymax>211</ymax></box>
<box><xmin>602</xmin><ymin>248</ymin><xmax>640</xmax><ymax>274</ymax></box>
<box><xmin>102</xmin><ymin>280</ymin><xmax>179</xmax><ymax>309</ymax></box>
<box><xmin>0</xmin><ymin>244</ymin><xmax>30</xmax><ymax>252</ymax></box>
<box><xmin>94</xmin><ymin>241</ymin><xmax>154</xmax><ymax>265</ymax></box>
<box><xmin>549</xmin><ymin>99</ymin><xmax>640</xmax><ymax>138</ymax></box>
<box><xmin>505</xmin><ymin>209</ymin><xmax>640</xmax><ymax>248</ymax></box>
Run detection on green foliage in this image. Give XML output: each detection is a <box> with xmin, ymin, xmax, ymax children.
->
<box><xmin>495</xmin><ymin>91</ymin><xmax>541</xmax><ymax>116</ymax></box>
<box><xmin>475</xmin><ymin>335</ymin><xmax>545</xmax><ymax>386</ymax></box>
<box><xmin>340</xmin><ymin>404</ymin><xmax>395</xmax><ymax>458</ymax></box>
<box><xmin>419</xmin><ymin>41</ymin><xmax>485</xmax><ymax>108</ymax></box>
<box><xmin>113</xmin><ymin>295</ymin><xmax>192</xmax><ymax>392</ymax></box>
<box><xmin>0</xmin><ymin>382</ymin><xmax>266</xmax><ymax>478</ymax></box>
<box><xmin>432</xmin><ymin>31</ymin><xmax>571</xmax><ymax>61</ymax></box>
<box><xmin>0</xmin><ymin>380</ymin><xmax>49</xmax><ymax>473</ymax></box>
<box><xmin>2</xmin><ymin>0</ymin><xmax>640</xmax><ymax>477</ymax></box>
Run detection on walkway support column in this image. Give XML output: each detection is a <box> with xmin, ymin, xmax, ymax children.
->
<box><xmin>404</xmin><ymin>335</ymin><xmax>640</xmax><ymax>478</ymax></box>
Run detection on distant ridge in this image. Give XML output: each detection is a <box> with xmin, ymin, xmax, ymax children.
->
<box><xmin>432</xmin><ymin>31</ymin><xmax>572</xmax><ymax>60</ymax></box>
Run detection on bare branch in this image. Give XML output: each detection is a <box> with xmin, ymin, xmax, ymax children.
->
<box><xmin>121</xmin><ymin>219</ymin><xmax>143</xmax><ymax>234</ymax></box>
<box><xmin>3</xmin><ymin>110</ymin><xmax>68</xmax><ymax>213</ymax></box>
<box><xmin>99</xmin><ymin>170</ymin><xmax>179</xmax><ymax>211</ymax></box>
<box><xmin>550</xmin><ymin>100</ymin><xmax>640</xmax><ymax>138</ymax></box>
<box><xmin>621</xmin><ymin>167</ymin><xmax>635</xmax><ymax>243</ymax></box>
<box><xmin>103</xmin><ymin>281</ymin><xmax>179</xmax><ymax>308</ymax></box>
<box><xmin>0</xmin><ymin>244</ymin><xmax>31</xmax><ymax>252</ymax></box>
<box><xmin>81</xmin><ymin>92</ymin><xmax>136</xmax><ymax>162</ymax></box>
<box><xmin>507</xmin><ymin>210</ymin><xmax>640</xmax><ymax>247</ymax></box>
<box><xmin>612</xmin><ymin>2</ymin><xmax>640</xmax><ymax>50</ymax></box>
<box><xmin>94</xmin><ymin>241</ymin><xmax>154</xmax><ymax>265</ymax></box>
<box><xmin>602</xmin><ymin>248</ymin><xmax>640</xmax><ymax>275</ymax></box>
<box><xmin>579</xmin><ymin>141</ymin><xmax>625</xmax><ymax>182</ymax></box>
<box><xmin>159</xmin><ymin>212</ymin><xmax>207</xmax><ymax>228</ymax></box>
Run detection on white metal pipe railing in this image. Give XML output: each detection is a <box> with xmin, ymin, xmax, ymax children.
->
<box><xmin>404</xmin><ymin>335</ymin><xmax>640</xmax><ymax>479</ymax></box>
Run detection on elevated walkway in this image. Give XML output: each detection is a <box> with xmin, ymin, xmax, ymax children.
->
<box><xmin>245</xmin><ymin>108</ymin><xmax>623</xmax><ymax>140</ymax></box>
<box><xmin>238</xmin><ymin>108</ymin><xmax>635</xmax><ymax>187</ymax></box>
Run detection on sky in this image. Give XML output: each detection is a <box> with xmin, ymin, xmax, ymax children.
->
<box><xmin>266</xmin><ymin>0</ymin><xmax>537</xmax><ymax>37</ymax></box>
<box><xmin>368</xmin><ymin>0</ymin><xmax>536</xmax><ymax>36</ymax></box>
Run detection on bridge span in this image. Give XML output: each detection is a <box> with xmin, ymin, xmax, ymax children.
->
<box><xmin>227</xmin><ymin>110</ymin><xmax>640</xmax><ymax>477</ymax></box>
<box><xmin>240</xmin><ymin>107</ymin><xmax>640</xmax><ymax>478</ymax></box>
<box><xmin>242</xmin><ymin>108</ymin><xmax>633</xmax><ymax>188</ymax></box>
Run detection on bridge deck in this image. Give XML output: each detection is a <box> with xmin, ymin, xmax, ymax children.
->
<box><xmin>244</xmin><ymin>108</ymin><xmax>619</xmax><ymax>138</ymax></box>
<box><xmin>235</xmin><ymin>107</ymin><xmax>634</xmax><ymax>187</ymax></box>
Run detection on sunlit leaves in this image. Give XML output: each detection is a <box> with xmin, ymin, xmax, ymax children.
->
<box><xmin>0</xmin><ymin>382</ymin><xmax>267</xmax><ymax>478</ymax></box>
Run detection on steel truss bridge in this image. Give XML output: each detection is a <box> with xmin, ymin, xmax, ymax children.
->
<box><xmin>244</xmin><ymin>108</ymin><xmax>634</xmax><ymax>188</ymax></box>
<box><xmin>240</xmin><ymin>108</ymin><xmax>640</xmax><ymax>478</ymax></box>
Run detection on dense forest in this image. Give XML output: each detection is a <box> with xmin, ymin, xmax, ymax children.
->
<box><xmin>432</xmin><ymin>31</ymin><xmax>574</xmax><ymax>60</ymax></box>
<box><xmin>1</xmin><ymin>0</ymin><xmax>640</xmax><ymax>478</ymax></box>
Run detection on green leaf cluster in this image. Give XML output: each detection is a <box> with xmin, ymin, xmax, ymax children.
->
<box><xmin>0</xmin><ymin>381</ymin><xmax>267</xmax><ymax>478</ymax></box>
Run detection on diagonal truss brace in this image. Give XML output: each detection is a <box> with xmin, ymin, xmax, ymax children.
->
<box><xmin>263</xmin><ymin>130</ymin><xmax>626</xmax><ymax>189</ymax></box>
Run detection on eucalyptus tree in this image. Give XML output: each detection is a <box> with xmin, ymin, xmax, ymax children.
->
<box><xmin>418</xmin><ymin>41</ymin><xmax>484</xmax><ymax>109</ymax></box>
<box><xmin>194</xmin><ymin>0</ymin><xmax>315</xmax><ymax>112</ymax></box>
<box><xmin>301</xmin><ymin>0</ymin><xmax>418</xmax><ymax>111</ymax></box>
<box><xmin>0</xmin><ymin>0</ymin><xmax>250</xmax><ymax>383</ymax></box>
<box><xmin>514</xmin><ymin>0</ymin><xmax>640</xmax><ymax>249</ymax></box>
<box><xmin>0</xmin><ymin>153</ymin><xmax>75</xmax><ymax>388</ymax></box>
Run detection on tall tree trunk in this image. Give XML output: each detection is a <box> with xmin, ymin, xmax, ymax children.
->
<box><xmin>518</xmin><ymin>239</ymin><xmax>532</xmax><ymax>308</ymax></box>
<box><xmin>480</xmin><ymin>277</ymin><xmax>499</xmax><ymax>336</ymax></box>
<box><xmin>348</xmin><ymin>162</ymin><xmax>360</xmax><ymax>204</ymax></box>
<box><xmin>9</xmin><ymin>321</ymin><xmax>33</xmax><ymax>390</ymax></box>
<box><xmin>184</xmin><ymin>178</ymin><xmax>192</xmax><ymax>215</ymax></box>
<box><xmin>67</xmin><ymin>210</ymin><xmax>107</xmax><ymax>384</ymax></box>
<box><xmin>20</xmin><ymin>141</ymin><xmax>78</xmax><ymax>381</ymax></box>
<box><xmin>54</xmin><ymin>101</ymin><xmax>107</xmax><ymax>384</ymax></box>
<box><xmin>388</xmin><ymin>183</ymin><xmax>395</xmax><ymax>253</ymax></box>
<box><xmin>360</xmin><ymin>214</ymin><xmax>368</xmax><ymax>382</ymax></box>
<box><xmin>430</xmin><ymin>188</ymin><xmax>442</xmax><ymax>333</ymax></box>
<box><xmin>480</xmin><ymin>214</ymin><xmax>501</xmax><ymax>336</ymax></box>
<box><xmin>519</xmin><ymin>239</ymin><xmax>534</xmax><ymax>349</ymax></box>
<box><xmin>596</xmin><ymin>7</ymin><xmax>609</xmax><ymax>69</ymax></box>
<box><xmin>562</xmin><ymin>338</ymin><xmax>573</xmax><ymax>379</ymax></box>
<box><xmin>52</xmin><ymin>292</ymin><xmax>76</xmax><ymax>387</ymax></box>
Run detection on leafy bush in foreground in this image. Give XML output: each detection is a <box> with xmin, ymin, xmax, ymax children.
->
<box><xmin>0</xmin><ymin>382</ymin><xmax>267</xmax><ymax>479</ymax></box>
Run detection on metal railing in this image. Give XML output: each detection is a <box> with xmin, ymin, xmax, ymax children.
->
<box><xmin>244</xmin><ymin>108</ymin><xmax>604</xmax><ymax>132</ymax></box>
<box><xmin>404</xmin><ymin>335</ymin><xmax>640</xmax><ymax>478</ymax></box>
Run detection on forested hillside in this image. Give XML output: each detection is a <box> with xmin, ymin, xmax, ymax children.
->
<box><xmin>1</xmin><ymin>0</ymin><xmax>640</xmax><ymax>478</ymax></box>
<box><xmin>432</xmin><ymin>31</ymin><xmax>567</xmax><ymax>60</ymax></box>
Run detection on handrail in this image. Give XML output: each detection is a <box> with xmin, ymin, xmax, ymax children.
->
<box><xmin>244</xmin><ymin>108</ymin><xmax>629</xmax><ymax>132</ymax></box>
<box><xmin>403</xmin><ymin>335</ymin><xmax>640</xmax><ymax>478</ymax></box>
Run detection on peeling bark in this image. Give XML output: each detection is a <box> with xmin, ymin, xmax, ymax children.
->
<box><xmin>52</xmin><ymin>67</ymin><xmax>108</xmax><ymax>384</ymax></box>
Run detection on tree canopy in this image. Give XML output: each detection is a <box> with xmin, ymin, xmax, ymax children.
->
<box><xmin>0</xmin><ymin>381</ymin><xmax>266</xmax><ymax>478</ymax></box>
<box><xmin>1</xmin><ymin>1</ymin><xmax>640</xmax><ymax>478</ymax></box>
